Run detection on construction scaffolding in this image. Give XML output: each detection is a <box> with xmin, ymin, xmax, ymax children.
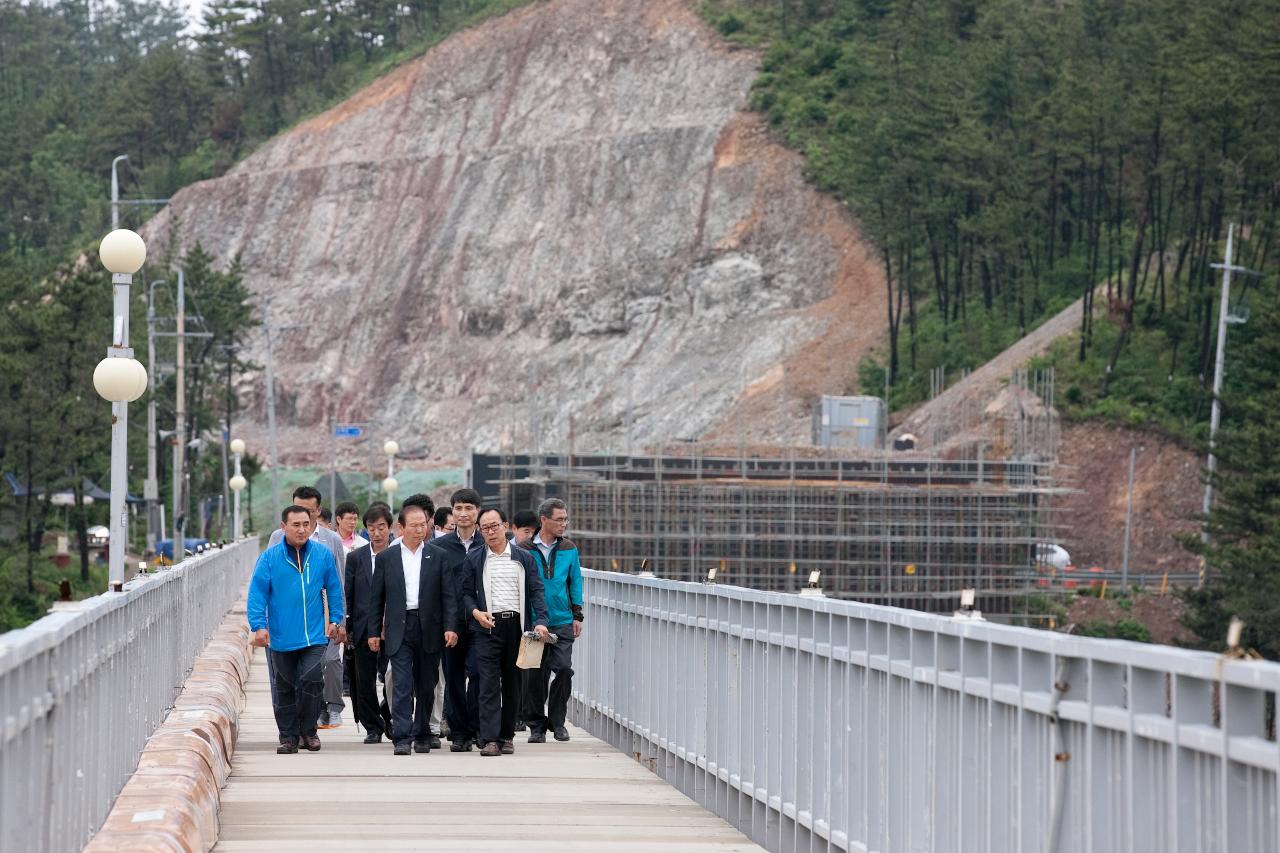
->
<box><xmin>477</xmin><ymin>447</ymin><xmax>1069</xmax><ymax>615</ymax></box>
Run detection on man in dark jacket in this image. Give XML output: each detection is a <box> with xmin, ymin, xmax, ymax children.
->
<box><xmin>370</xmin><ymin>504</ymin><xmax>459</xmax><ymax>755</ymax></box>
<box><xmin>459</xmin><ymin>506</ymin><xmax>550</xmax><ymax>757</ymax></box>
<box><xmin>431</xmin><ymin>488</ymin><xmax>486</xmax><ymax>751</ymax></box>
<box><xmin>344</xmin><ymin>503</ymin><xmax>394</xmax><ymax>743</ymax></box>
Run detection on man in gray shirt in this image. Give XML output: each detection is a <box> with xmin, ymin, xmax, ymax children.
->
<box><xmin>268</xmin><ymin>485</ymin><xmax>348</xmax><ymax>729</ymax></box>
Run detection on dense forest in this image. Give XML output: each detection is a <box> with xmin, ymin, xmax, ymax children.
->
<box><xmin>0</xmin><ymin>0</ymin><xmax>522</xmax><ymax>627</ymax></box>
<box><xmin>707</xmin><ymin>0</ymin><xmax>1280</xmax><ymax>432</ymax></box>
<box><xmin>703</xmin><ymin>0</ymin><xmax>1280</xmax><ymax>651</ymax></box>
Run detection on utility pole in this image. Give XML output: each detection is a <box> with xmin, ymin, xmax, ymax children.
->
<box><xmin>1201</xmin><ymin>224</ymin><xmax>1261</xmax><ymax>580</ymax></box>
<box><xmin>145</xmin><ymin>280</ymin><xmax>162</xmax><ymax>554</ymax></box>
<box><xmin>173</xmin><ymin>268</ymin><xmax>186</xmax><ymax>552</ymax></box>
<box><xmin>264</xmin><ymin>296</ymin><xmax>281</xmax><ymax>514</ymax></box>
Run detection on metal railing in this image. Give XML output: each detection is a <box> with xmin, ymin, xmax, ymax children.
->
<box><xmin>571</xmin><ymin>570</ymin><xmax>1280</xmax><ymax>853</ymax></box>
<box><xmin>0</xmin><ymin>538</ymin><xmax>258</xmax><ymax>853</ymax></box>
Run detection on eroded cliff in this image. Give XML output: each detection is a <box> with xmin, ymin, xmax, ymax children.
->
<box><xmin>144</xmin><ymin>0</ymin><xmax>885</xmax><ymax>462</ymax></box>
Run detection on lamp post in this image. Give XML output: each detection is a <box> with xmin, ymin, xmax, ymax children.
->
<box><xmin>382</xmin><ymin>439</ymin><xmax>399</xmax><ymax>504</ymax></box>
<box><xmin>95</xmin><ymin>229</ymin><xmax>149</xmax><ymax>591</ymax></box>
<box><xmin>229</xmin><ymin>438</ymin><xmax>247</xmax><ymax>539</ymax></box>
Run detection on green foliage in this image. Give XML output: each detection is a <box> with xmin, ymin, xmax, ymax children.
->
<box><xmin>1079</xmin><ymin>618</ymin><xmax>1152</xmax><ymax>644</ymax></box>
<box><xmin>1179</xmin><ymin>286</ymin><xmax>1280</xmax><ymax>659</ymax></box>
<box><xmin>699</xmin><ymin>0</ymin><xmax>1280</xmax><ymax>416</ymax></box>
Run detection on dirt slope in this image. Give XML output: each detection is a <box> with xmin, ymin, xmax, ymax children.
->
<box><xmin>141</xmin><ymin>0</ymin><xmax>885</xmax><ymax>463</ymax></box>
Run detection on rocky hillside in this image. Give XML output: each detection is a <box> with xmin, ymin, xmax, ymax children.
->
<box><xmin>142</xmin><ymin>0</ymin><xmax>883</xmax><ymax>463</ymax></box>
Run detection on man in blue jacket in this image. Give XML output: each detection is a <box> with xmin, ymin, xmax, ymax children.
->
<box><xmin>523</xmin><ymin>498</ymin><xmax>584</xmax><ymax>743</ymax></box>
<box><xmin>248</xmin><ymin>505</ymin><xmax>346</xmax><ymax>754</ymax></box>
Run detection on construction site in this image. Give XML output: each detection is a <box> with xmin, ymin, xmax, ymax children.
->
<box><xmin>475</xmin><ymin>371</ymin><xmax>1071</xmax><ymax>617</ymax></box>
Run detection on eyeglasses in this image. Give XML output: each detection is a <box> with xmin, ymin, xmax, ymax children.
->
<box><xmin>479</xmin><ymin>522</ymin><xmax>505</xmax><ymax>533</ymax></box>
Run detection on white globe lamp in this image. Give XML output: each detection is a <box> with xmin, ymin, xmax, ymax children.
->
<box><xmin>99</xmin><ymin>229</ymin><xmax>146</xmax><ymax>275</ymax></box>
<box><xmin>229</xmin><ymin>438</ymin><xmax>246</xmax><ymax>455</ymax></box>
<box><xmin>93</xmin><ymin>356</ymin><xmax>148</xmax><ymax>402</ymax></box>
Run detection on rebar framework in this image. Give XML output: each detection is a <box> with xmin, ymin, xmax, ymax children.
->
<box><xmin>479</xmin><ymin>448</ymin><xmax>1068</xmax><ymax>614</ymax></box>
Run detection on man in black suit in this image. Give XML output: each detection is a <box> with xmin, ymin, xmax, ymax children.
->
<box><xmin>370</xmin><ymin>504</ymin><xmax>459</xmax><ymax>756</ymax></box>
<box><xmin>431</xmin><ymin>488</ymin><xmax>487</xmax><ymax>752</ymax></box>
<box><xmin>458</xmin><ymin>506</ymin><xmax>550</xmax><ymax>757</ymax></box>
<box><xmin>344</xmin><ymin>503</ymin><xmax>394</xmax><ymax>744</ymax></box>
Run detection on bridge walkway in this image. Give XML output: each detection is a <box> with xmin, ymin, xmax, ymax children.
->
<box><xmin>213</xmin><ymin>650</ymin><xmax>760</xmax><ymax>851</ymax></box>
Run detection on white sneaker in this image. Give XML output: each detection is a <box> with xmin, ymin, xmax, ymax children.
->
<box><xmin>318</xmin><ymin>710</ymin><xmax>342</xmax><ymax>729</ymax></box>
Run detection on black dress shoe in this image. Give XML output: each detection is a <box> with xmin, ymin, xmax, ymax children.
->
<box><xmin>301</xmin><ymin>735</ymin><xmax>322</xmax><ymax>751</ymax></box>
<box><xmin>363</xmin><ymin>732</ymin><xmax>383</xmax><ymax>744</ymax></box>
<box><xmin>277</xmin><ymin>739</ymin><xmax>299</xmax><ymax>754</ymax></box>
<box><xmin>527</xmin><ymin>730</ymin><xmax>546</xmax><ymax>744</ymax></box>
<box><xmin>553</xmin><ymin>726</ymin><xmax>570</xmax><ymax>742</ymax></box>
<box><xmin>428</xmin><ymin>735</ymin><xmax>442</xmax><ymax>750</ymax></box>
<box><xmin>514</xmin><ymin>720</ymin><xmax>527</xmax><ymax>732</ymax></box>
<box><xmin>393</xmin><ymin>742</ymin><xmax>411</xmax><ymax>756</ymax></box>
<box><xmin>450</xmin><ymin>738</ymin><xmax>473</xmax><ymax>752</ymax></box>
<box><xmin>413</xmin><ymin>739</ymin><xmax>431</xmax><ymax>753</ymax></box>
<box><xmin>500</xmin><ymin>740</ymin><xmax>515</xmax><ymax>755</ymax></box>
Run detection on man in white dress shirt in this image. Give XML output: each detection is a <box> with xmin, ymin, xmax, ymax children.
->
<box><xmin>369</xmin><ymin>504</ymin><xmax>459</xmax><ymax>755</ymax></box>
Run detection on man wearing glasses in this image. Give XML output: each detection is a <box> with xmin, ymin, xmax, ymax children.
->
<box><xmin>459</xmin><ymin>507</ymin><xmax>550</xmax><ymax>756</ymax></box>
<box><xmin>522</xmin><ymin>498</ymin><xmax>584</xmax><ymax>743</ymax></box>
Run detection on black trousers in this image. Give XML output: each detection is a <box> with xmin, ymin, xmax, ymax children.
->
<box><xmin>269</xmin><ymin>644</ymin><xmax>326</xmax><ymax>741</ymax></box>
<box><xmin>443</xmin><ymin>627</ymin><xmax>479</xmax><ymax>741</ymax></box>
<box><xmin>525</xmin><ymin>624</ymin><xmax>576</xmax><ymax>734</ymax></box>
<box><xmin>388</xmin><ymin>614</ymin><xmax>441</xmax><ymax>745</ymax></box>
<box><xmin>475</xmin><ymin>615</ymin><xmax>522</xmax><ymax>744</ymax></box>
<box><xmin>351</xmin><ymin>638</ymin><xmax>385</xmax><ymax>736</ymax></box>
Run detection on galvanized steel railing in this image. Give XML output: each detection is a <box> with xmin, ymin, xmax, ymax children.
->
<box><xmin>571</xmin><ymin>570</ymin><xmax>1280</xmax><ymax>853</ymax></box>
<box><xmin>0</xmin><ymin>539</ymin><xmax>258</xmax><ymax>853</ymax></box>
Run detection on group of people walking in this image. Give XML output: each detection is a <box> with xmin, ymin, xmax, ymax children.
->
<box><xmin>246</xmin><ymin>485</ymin><xmax>584</xmax><ymax>757</ymax></box>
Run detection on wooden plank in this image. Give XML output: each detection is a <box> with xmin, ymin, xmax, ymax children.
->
<box><xmin>212</xmin><ymin>651</ymin><xmax>760</xmax><ymax>851</ymax></box>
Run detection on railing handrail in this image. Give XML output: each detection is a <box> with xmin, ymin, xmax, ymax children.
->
<box><xmin>0</xmin><ymin>548</ymin><xmax>241</xmax><ymax>676</ymax></box>
<box><xmin>0</xmin><ymin>538</ymin><xmax>259</xmax><ymax>853</ymax></box>
<box><xmin>574</xmin><ymin>568</ymin><xmax>1280</xmax><ymax>853</ymax></box>
<box><xmin>581</xmin><ymin>569</ymin><xmax>1280</xmax><ymax>688</ymax></box>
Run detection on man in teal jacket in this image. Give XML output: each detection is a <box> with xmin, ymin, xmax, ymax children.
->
<box><xmin>523</xmin><ymin>498</ymin><xmax>584</xmax><ymax>743</ymax></box>
<box><xmin>248</xmin><ymin>505</ymin><xmax>346</xmax><ymax>754</ymax></box>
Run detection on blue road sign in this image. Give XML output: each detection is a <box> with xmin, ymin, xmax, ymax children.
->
<box><xmin>333</xmin><ymin>425</ymin><xmax>363</xmax><ymax>438</ymax></box>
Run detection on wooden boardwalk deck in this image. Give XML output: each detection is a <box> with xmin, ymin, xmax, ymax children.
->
<box><xmin>214</xmin><ymin>650</ymin><xmax>761</xmax><ymax>851</ymax></box>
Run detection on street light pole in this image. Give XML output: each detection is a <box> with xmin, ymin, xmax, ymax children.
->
<box><xmin>383</xmin><ymin>439</ymin><xmax>399</xmax><ymax>504</ymax></box>
<box><xmin>95</xmin><ymin>230</ymin><xmax>149</xmax><ymax>591</ymax></box>
<box><xmin>229</xmin><ymin>439</ymin><xmax>247</xmax><ymax>539</ymax></box>
<box><xmin>145</xmin><ymin>280</ymin><xmax>163</xmax><ymax>555</ymax></box>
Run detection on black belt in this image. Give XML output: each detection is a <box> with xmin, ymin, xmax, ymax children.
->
<box><xmin>493</xmin><ymin>610</ymin><xmax>519</xmax><ymax>619</ymax></box>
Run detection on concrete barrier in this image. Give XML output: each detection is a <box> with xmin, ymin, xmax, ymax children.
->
<box><xmin>84</xmin><ymin>605</ymin><xmax>253</xmax><ymax>852</ymax></box>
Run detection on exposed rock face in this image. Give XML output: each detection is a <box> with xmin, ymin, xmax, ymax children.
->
<box><xmin>144</xmin><ymin>0</ymin><xmax>884</xmax><ymax>463</ymax></box>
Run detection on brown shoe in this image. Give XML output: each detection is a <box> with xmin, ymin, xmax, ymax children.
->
<box><xmin>301</xmin><ymin>735</ymin><xmax>322</xmax><ymax>752</ymax></box>
<box><xmin>499</xmin><ymin>740</ymin><xmax>515</xmax><ymax>755</ymax></box>
<box><xmin>479</xmin><ymin>741</ymin><xmax>501</xmax><ymax>757</ymax></box>
<box><xmin>276</xmin><ymin>739</ymin><xmax>299</xmax><ymax>754</ymax></box>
